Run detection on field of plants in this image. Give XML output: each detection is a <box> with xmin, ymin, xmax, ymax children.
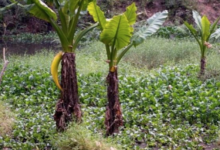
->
<box><xmin>0</xmin><ymin>38</ymin><xmax>220</xmax><ymax>149</ymax></box>
<box><xmin>1</xmin><ymin>0</ymin><xmax>220</xmax><ymax>150</ymax></box>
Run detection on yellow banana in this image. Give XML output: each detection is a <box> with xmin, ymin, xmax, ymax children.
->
<box><xmin>51</xmin><ymin>51</ymin><xmax>63</xmax><ymax>91</ymax></box>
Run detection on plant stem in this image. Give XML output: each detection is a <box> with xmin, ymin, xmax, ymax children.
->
<box><xmin>54</xmin><ymin>52</ymin><xmax>82</xmax><ymax>131</ymax></box>
<box><xmin>200</xmin><ymin>56</ymin><xmax>206</xmax><ymax>76</ymax></box>
<box><xmin>105</xmin><ymin>67</ymin><xmax>123</xmax><ymax>136</ymax></box>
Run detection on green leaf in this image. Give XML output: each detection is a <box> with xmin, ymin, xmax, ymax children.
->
<box><xmin>87</xmin><ymin>1</ymin><xmax>106</xmax><ymax>30</ymax></box>
<box><xmin>184</xmin><ymin>21</ymin><xmax>197</xmax><ymax>35</ymax></box>
<box><xmin>81</xmin><ymin>0</ymin><xmax>94</xmax><ymax>11</ymax></box>
<box><xmin>73</xmin><ymin>23</ymin><xmax>98</xmax><ymax>50</ymax></box>
<box><xmin>28</xmin><ymin>0</ymin><xmax>57</xmax><ymax>22</ymax></box>
<box><xmin>192</xmin><ymin>10</ymin><xmax>202</xmax><ymax>30</ymax></box>
<box><xmin>100</xmin><ymin>14</ymin><xmax>132</xmax><ymax>50</ymax></box>
<box><xmin>67</xmin><ymin>0</ymin><xmax>84</xmax><ymax>43</ymax></box>
<box><xmin>210</xmin><ymin>16</ymin><xmax>220</xmax><ymax>34</ymax></box>
<box><xmin>124</xmin><ymin>2</ymin><xmax>137</xmax><ymax>25</ymax></box>
<box><xmin>210</xmin><ymin>28</ymin><xmax>220</xmax><ymax>40</ymax></box>
<box><xmin>63</xmin><ymin>0</ymin><xmax>79</xmax><ymax>16</ymax></box>
<box><xmin>132</xmin><ymin>10</ymin><xmax>168</xmax><ymax>46</ymax></box>
<box><xmin>117</xmin><ymin>43</ymin><xmax>133</xmax><ymax>64</ymax></box>
<box><xmin>201</xmin><ymin>16</ymin><xmax>210</xmax><ymax>41</ymax></box>
<box><xmin>184</xmin><ymin>21</ymin><xmax>201</xmax><ymax>47</ymax></box>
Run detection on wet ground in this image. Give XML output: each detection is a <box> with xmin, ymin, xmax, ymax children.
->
<box><xmin>0</xmin><ymin>43</ymin><xmax>60</xmax><ymax>56</ymax></box>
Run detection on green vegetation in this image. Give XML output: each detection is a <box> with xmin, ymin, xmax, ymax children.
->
<box><xmin>0</xmin><ymin>101</ymin><xmax>15</xmax><ymax>138</ymax></box>
<box><xmin>12</xmin><ymin>0</ymin><xmax>100</xmax><ymax>130</ymax></box>
<box><xmin>184</xmin><ymin>10</ymin><xmax>220</xmax><ymax>75</ymax></box>
<box><xmin>1</xmin><ymin>0</ymin><xmax>220</xmax><ymax>149</ymax></box>
<box><xmin>88</xmin><ymin>2</ymin><xmax>167</xmax><ymax>135</ymax></box>
<box><xmin>3</xmin><ymin>32</ymin><xmax>58</xmax><ymax>44</ymax></box>
<box><xmin>1</xmin><ymin>38</ymin><xmax>220</xmax><ymax>149</ymax></box>
<box><xmin>51</xmin><ymin>123</ymin><xmax>122</xmax><ymax>150</ymax></box>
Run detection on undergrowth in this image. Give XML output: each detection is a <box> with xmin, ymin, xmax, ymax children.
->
<box><xmin>51</xmin><ymin>122</ymin><xmax>121</xmax><ymax>150</ymax></box>
<box><xmin>1</xmin><ymin>37</ymin><xmax>220</xmax><ymax>149</ymax></box>
<box><xmin>0</xmin><ymin>63</ymin><xmax>220</xmax><ymax>149</ymax></box>
<box><xmin>0</xmin><ymin>101</ymin><xmax>15</xmax><ymax>138</ymax></box>
<box><xmin>7</xmin><ymin>38</ymin><xmax>220</xmax><ymax>77</ymax></box>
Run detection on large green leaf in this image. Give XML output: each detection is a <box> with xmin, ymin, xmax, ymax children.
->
<box><xmin>201</xmin><ymin>16</ymin><xmax>210</xmax><ymax>41</ymax></box>
<box><xmin>192</xmin><ymin>10</ymin><xmax>202</xmax><ymax>30</ymax></box>
<box><xmin>132</xmin><ymin>10</ymin><xmax>168</xmax><ymax>46</ymax></box>
<box><xmin>28</xmin><ymin>0</ymin><xmax>57</xmax><ymax>22</ymax></box>
<box><xmin>87</xmin><ymin>1</ymin><xmax>106</xmax><ymax>30</ymax></box>
<box><xmin>210</xmin><ymin>28</ymin><xmax>220</xmax><ymax>39</ymax></box>
<box><xmin>100</xmin><ymin>14</ymin><xmax>132</xmax><ymax>50</ymax></box>
<box><xmin>124</xmin><ymin>2</ymin><xmax>137</xmax><ymax>25</ymax></box>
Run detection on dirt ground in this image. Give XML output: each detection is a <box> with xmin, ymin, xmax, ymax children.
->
<box><xmin>141</xmin><ymin>0</ymin><xmax>220</xmax><ymax>24</ymax></box>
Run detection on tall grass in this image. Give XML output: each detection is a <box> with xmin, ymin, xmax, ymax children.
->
<box><xmin>0</xmin><ymin>101</ymin><xmax>15</xmax><ymax>137</ymax></box>
<box><xmin>124</xmin><ymin>37</ymin><xmax>199</xmax><ymax>69</ymax></box>
<box><xmin>51</xmin><ymin>122</ymin><xmax>122</xmax><ymax>150</ymax></box>
<box><xmin>6</xmin><ymin>37</ymin><xmax>220</xmax><ymax>76</ymax></box>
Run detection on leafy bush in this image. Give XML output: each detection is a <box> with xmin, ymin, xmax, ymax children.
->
<box><xmin>155</xmin><ymin>25</ymin><xmax>191</xmax><ymax>38</ymax></box>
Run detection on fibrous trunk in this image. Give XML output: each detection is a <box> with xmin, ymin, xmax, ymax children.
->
<box><xmin>200</xmin><ymin>56</ymin><xmax>206</xmax><ymax>76</ymax></box>
<box><xmin>105</xmin><ymin>67</ymin><xmax>123</xmax><ymax>136</ymax></box>
<box><xmin>54</xmin><ymin>53</ymin><xmax>82</xmax><ymax>131</ymax></box>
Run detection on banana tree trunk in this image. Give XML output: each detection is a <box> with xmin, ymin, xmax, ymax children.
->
<box><xmin>105</xmin><ymin>67</ymin><xmax>123</xmax><ymax>136</ymax></box>
<box><xmin>200</xmin><ymin>56</ymin><xmax>206</xmax><ymax>76</ymax></box>
<box><xmin>54</xmin><ymin>52</ymin><xmax>82</xmax><ymax>131</ymax></box>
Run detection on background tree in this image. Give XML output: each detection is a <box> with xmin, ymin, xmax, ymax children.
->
<box><xmin>88</xmin><ymin>2</ymin><xmax>168</xmax><ymax>135</ymax></box>
<box><xmin>184</xmin><ymin>10</ymin><xmax>220</xmax><ymax>76</ymax></box>
<box><xmin>12</xmin><ymin>0</ymin><xmax>97</xmax><ymax>131</ymax></box>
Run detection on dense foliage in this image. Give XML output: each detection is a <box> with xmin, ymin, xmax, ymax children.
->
<box><xmin>1</xmin><ymin>62</ymin><xmax>220</xmax><ymax>149</ymax></box>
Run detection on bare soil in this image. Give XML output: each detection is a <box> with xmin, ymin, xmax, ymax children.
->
<box><xmin>139</xmin><ymin>0</ymin><xmax>220</xmax><ymax>24</ymax></box>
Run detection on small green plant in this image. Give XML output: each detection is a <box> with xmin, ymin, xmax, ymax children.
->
<box><xmin>184</xmin><ymin>10</ymin><xmax>220</xmax><ymax>75</ymax></box>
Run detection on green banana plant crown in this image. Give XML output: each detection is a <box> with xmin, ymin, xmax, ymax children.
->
<box><xmin>88</xmin><ymin>2</ymin><xmax>168</xmax><ymax>70</ymax></box>
<box><xmin>184</xmin><ymin>10</ymin><xmax>220</xmax><ymax>57</ymax></box>
<box><xmin>12</xmin><ymin>0</ymin><xmax>97</xmax><ymax>52</ymax></box>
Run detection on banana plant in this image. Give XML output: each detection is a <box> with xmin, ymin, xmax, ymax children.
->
<box><xmin>184</xmin><ymin>10</ymin><xmax>220</xmax><ymax>75</ymax></box>
<box><xmin>11</xmin><ymin>0</ymin><xmax>97</xmax><ymax>131</ymax></box>
<box><xmin>88</xmin><ymin>2</ymin><xmax>168</xmax><ymax>135</ymax></box>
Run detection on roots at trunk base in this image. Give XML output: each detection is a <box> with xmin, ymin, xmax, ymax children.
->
<box><xmin>105</xmin><ymin>68</ymin><xmax>123</xmax><ymax>136</ymax></box>
<box><xmin>54</xmin><ymin>53</ymin><xmax>82</xmax><ymax>131</ymax></box>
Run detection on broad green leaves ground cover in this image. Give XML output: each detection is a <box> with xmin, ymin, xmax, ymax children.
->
<box><xmin>1</xmin><ymin>62</ymin><xmax>220</xmax><ymax>149</ymax></box>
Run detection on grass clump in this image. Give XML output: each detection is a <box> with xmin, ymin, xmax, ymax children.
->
<box><xmin>0</xmin><ymin>101</ymin><xmax>15</xmax><ymax>137</ymax></box>
<box><xmin>51</xmin><ymin>123</ymin><xmax>121</xmax><ymax>150</ymax></box>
